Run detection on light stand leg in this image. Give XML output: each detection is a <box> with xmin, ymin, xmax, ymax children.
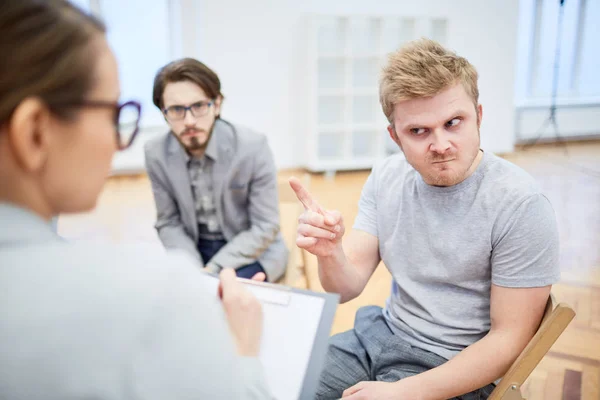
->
<box><xmin>523</xmin><ymin>0</ymin><xmax>567</xmax><ymax>151</ymax></box>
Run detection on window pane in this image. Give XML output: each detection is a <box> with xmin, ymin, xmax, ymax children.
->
<box><xmin>100</xmin><ymin>0</ymin><xmax>171</xmax><ymax>128</ymax></box>
<box><xmin>578</xmin><ymin>0</ymin><xmax>600</xmax><ymax>96</ymax></box>
<box><xmin>352</xmin><ymin>96</ymin><xmax>376</xmax><ymax>124</ymax></box>
<box><xmin>318</xmin><ymin>59</ymin><xmax>345</xmax><ymax>90</ymax></box>
<box><xmin>352</xmin><ymin>59</ymin><xmax>378</xmax><ymax>89</ymax></box>
<box><xmin>319</xmin><ymin>96</ymin><xmax>345</xmax><ymax>125</ymax></box>
<box><xmin>430</xmin><ymin>19</ymin><xmax>447</xmax><ymax>45</ymax></box>
<box><xmin>317</xmin><ymin>18</ymin><xmax>345</xmax><ymax>55</ymax></box>
<box><xmin>318</xmin><ymin>133</ymin><xmax>344</xmax><ymax>159</ymax></box>
<box><xmin>349</xmin><ymin>18</ymin><xmax>379</xmax><ymax>55</ymax></box>
<box><xmin>352</xmin><ymin>130</ymin><xmax>375</xmax><ymax>157</ymax></box>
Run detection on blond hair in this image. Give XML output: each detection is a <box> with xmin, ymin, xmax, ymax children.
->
<box><xmin>379</xmin><ymin>38</ymin><xmax>479</xmax><ymax>123</ymax></box>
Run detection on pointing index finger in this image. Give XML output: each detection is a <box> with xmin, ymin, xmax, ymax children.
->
<box><xmin>289</xmin><ymin>176</ymin><xmax>323</xmax><ymax>213</ymax></box>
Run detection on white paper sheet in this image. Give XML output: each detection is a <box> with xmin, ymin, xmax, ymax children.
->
<box><xmin>247</xmin><ymin>283</ymin><xmax>325</xmax><ymax>400</ymax></box>
<box><xmin>201</xmin><ymin>275</ymin><xmax>327</xmax><ymax>400</ymax></box>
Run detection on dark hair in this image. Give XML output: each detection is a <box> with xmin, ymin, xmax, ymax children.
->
<box><xmin>0</xmin><ymin>0</ymin><xmax>106</xmax><ymax>125</ymax></box>
<box><xmin>152</xmin><ymin>58</ymin><xmax>223</xmax><ymax>110</ymax></box>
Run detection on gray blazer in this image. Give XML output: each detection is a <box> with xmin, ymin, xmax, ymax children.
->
<box><xmin>0</xmin><ymin>202</ymin><xmax>272</xmax><ymax>399</ymax></box>
<box><xmin>144</xmin><ymin>119</ymin><xmax>288</xmax><ymax>282</ymax></box>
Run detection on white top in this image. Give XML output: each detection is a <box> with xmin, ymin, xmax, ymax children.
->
<box><xmin>0</xmin><ymin>202</ymin><xmax>271</xmax><ymax>399</ymax></box>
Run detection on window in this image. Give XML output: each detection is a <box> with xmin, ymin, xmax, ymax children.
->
<box><xmin>100</xmin><ymin>0</ymin><xmax>173</xmax><ymax>128</ymax></box>
<box><xmin>307</xmin><ymin>15</ymin><xmax>448</xmax><ymax>171</ymax></box>
<box><xmin>515</xmin><ymin>0</ymin><xmax>600</xmax><ymax>103</ymax></box>
<box><xmin>69</xmin><ymin>0</ymin><xmax>175</xmax><ymax>129</ymax></box>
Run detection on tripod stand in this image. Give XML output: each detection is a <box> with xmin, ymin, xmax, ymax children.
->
<box><xmin>523</xmin><ymin>0</ymin><xmax>568</xmax><ymax>155</ymax></box>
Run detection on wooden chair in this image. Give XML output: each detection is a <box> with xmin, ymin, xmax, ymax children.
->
<box><xmin>277</xmin><ymin>174</ymin><xmax>310</xmax><ymax>288</ymax></box>
<box><xmin>488</xmin><ymin>293</ymin><xmax>576</xmax><ymax>400</ymax></box>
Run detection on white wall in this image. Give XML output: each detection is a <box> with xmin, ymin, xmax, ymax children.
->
<box><xmin>192</xmin><ymin>0</ymin><xmax>520</xmax><ymax>169</ymax></box>
<box><xmin>107</xmin><ymin>0</ymin><xmax>520</xmax><ymax>173</ymax></box>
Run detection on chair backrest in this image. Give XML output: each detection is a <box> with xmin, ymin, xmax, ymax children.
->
<box><xmin>277</xmin><ymin>174</ymin><xmax>310</xmax><ymax>287</ymax></box>
<box><xmin>278</xmin><ymin>175</ymin><xmax>308</xmax><ymax>203</ymax></box>
<box><xmin>488</xmin><ymin>293</ymin><xmax>576</xmax><ymax>400</ymax></box>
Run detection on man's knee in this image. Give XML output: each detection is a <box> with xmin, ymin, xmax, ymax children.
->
<box><xmin>315</xmin><ymin>330</ymin><xmax>370</xmax><ymax>399</ymax></box>
<box><xmin>235</xmin><ymin>262</ymin><xmax>266</xmax><ymax>280</ymax></box>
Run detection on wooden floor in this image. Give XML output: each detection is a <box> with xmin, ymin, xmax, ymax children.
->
<box><xmin>58</xmin><ymin>141</ymin><xmax>600</xmax><ymax>400</ymax></box>
<box><xmin>503</xmin><ymin>143</ymin><xmax>599</xmax><ymax>400</ymax></box>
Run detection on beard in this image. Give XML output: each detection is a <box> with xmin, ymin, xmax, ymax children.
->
<box><xmin>396</xmin><ymin>129</ymin><xmax>481</xmax><ymax>187</ymax></box>
<box><xmin>174</xmin><ymin>119</ymin><xmax>216</xmax><ymax>153</ymax></box>
<box><xmin>423</xmin><ymin>163</ymin><xmax>464</xmax><ymax>186</ymax></box>
<box><xmin>187</xmin><ymin>134</ymin><xmax>207</xmax><ymax>151</ymax></box>
<box><xmin>420</xmin><ymin>145</ymin><xmax>480</xmax><ymax>186</ymax></box>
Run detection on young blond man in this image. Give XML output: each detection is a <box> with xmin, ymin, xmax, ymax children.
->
<box><xmin>290</xmin><ymin>39</ymin><xmax>560</xmax><ymax>400</ymax></box>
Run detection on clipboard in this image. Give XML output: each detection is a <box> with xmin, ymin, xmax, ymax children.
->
<box><xmin>205</xmin><ymin>273</ymin><xmax>340</xmax><ymax>400</ymax></box>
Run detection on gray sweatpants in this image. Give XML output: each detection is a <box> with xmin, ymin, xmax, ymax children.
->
<box><xmin>316</xmin><ymin>306</ymin><xmax>496</xmax><ymax>400</ymax></box>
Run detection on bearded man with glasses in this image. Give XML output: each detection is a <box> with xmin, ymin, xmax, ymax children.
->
<box><xmin>144</xmin><ymin>58</ymin><xmax>288</xmax><ymax>283</ymax></box>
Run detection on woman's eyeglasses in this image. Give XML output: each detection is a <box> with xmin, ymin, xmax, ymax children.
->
<box><xmin>52</xmin><ymin>99</ymin><xmax>142</xmax><ymax>150</ymax></box>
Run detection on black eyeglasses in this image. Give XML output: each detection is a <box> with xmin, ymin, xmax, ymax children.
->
<box><xmin>52</xmin><ymin>100</ymin><xmax>142</xmax><ymax>150</ymax></box>
<box><xmin>162</xmin><ymin>100</ymin><xmax>214</xmax><ymax>121</ymax></box>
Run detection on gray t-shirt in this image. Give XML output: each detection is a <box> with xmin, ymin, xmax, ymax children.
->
<box><xmin>353</xmin><ymin>150</ymin><xmax>560</xmax><ymax>361</ymax></box>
